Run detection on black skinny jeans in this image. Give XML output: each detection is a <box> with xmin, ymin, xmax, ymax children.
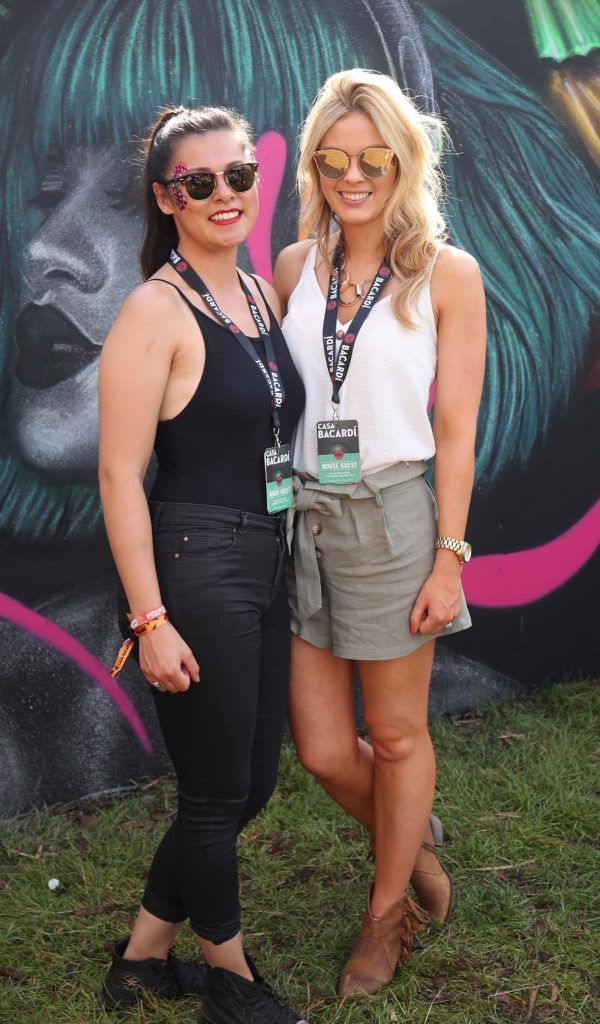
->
<box><xmin>139</xmin><ymin>500</ymin><xmax>290</xmax><ymax>943</ymax></box>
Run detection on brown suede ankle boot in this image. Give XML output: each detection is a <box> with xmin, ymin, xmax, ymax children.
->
<box><xmin>337</xmin><ymin>885</ymin><xmax>426</xmax><ymax>999</ymax></box>
<box><xmin>410</xmin><ymin>840</ymin><xmax>454</xmax><ymax>927</ymax></box>
<box><xmin>369</xmin><ymin>814</ymin><xmax>453</xmax><ymax>927</ymax></box>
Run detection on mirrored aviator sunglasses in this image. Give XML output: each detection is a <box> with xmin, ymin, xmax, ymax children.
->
<box><xmin>165</xmin><ymin>161</ymin><xmax>258</xmax><ymax>201</ymax></box>
<box><xmin>313</xmin><ymin>147</ymin><xmax>395</xmax><ymax>180</ymax></box>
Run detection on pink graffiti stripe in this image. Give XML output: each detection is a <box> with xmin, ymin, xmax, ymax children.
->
<box><xmin>463</xmin><ymin>499</ymin><xmax>600</xmax><ymax>607</ymax></box>
<box><xmin>0</xmin><ymin>592</ymin><xmax>152</xmax><ymax>754</ymax></box>
<box><xmin>246</xmin><ymin>131</ymin><xmax>287</xmax><ymax>282</ymax></box>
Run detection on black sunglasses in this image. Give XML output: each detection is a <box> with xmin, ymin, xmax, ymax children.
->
<box><xmin>163</xmin><ymin>162</ymin><xmax>259</xmax><ymax>202</ymax></box>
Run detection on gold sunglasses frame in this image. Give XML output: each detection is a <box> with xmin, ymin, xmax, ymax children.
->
<box><xmin>312</xmin><ymin>147</ymin><xmax>396</xmax><ymax>180</ymax></box>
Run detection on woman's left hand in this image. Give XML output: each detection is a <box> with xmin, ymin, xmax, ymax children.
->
<box><xmin>409</xmin><ymin>570</ymin><xmax>462</xmax><ymax>635</ymax></box>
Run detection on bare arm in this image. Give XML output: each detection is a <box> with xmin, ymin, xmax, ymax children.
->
<box><xmin>98</xmin><ymin>282</ymin><xmax>200</xmax><ymax>691</ymax></box>
<box><xmin>410</xmin><ymin>247</ymin><xmax>486</xmax><ymax>634</ymax></box>
<box><xmin>432</xmin><ymin>248</ymin><xmax>486</xmax><ymax>550</ymax></box>
<box><xmin>272</xmin><ymin>240</ymin><xmax>314</xmax><ymax>318</ymax></box>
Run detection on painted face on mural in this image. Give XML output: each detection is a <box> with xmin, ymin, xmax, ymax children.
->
<box><xmin>12</xmin><ymin>133</ymin><xmax>260</xmax><ymax>478</ymax></box>
<box><xmin>154</xmin><ymin>131</ymin><xmax>259</xmax><ymax>252</ymax></box>
<box><xmin>316</xmin><ymin>111</ymin><xmax>397</xmax><ymax>229</ymax></box>
<box><xmin>13</xmin><ymin>146</ymin><xmax>142</xmax><ymax>474</ymax></box>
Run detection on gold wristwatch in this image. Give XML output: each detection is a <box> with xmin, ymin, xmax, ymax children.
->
<box><xmin>435</xmin><ymin>536</ymin><xmax>472</xmax><ymax>565</ymax></box>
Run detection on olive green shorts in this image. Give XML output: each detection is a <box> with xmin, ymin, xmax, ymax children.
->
<box><xmin>285</xmin><ymin>465</ymin><xmax>472</xmax><ymax>660</ymax></box>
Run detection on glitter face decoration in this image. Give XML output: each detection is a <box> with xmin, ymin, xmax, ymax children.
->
<box><xmin>171</xmin><ymin>164</ymin><xmax>188</xmax><ymax>210</ymax></box>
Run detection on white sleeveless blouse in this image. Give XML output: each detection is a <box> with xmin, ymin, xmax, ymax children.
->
<box><xmin>282</xmin><ymin>243</ymin><xmax>438</xmax><ymax>478</ymax></box>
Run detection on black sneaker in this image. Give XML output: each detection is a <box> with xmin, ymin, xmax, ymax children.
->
<box><xmin>201</xmin><ymin>954</ymin><xmax>307</xmax><ymax>1024</ymax></box>
<box><xmin>172</xmin><ymin>953</ymin><xmax>210</xmax><ymax>996</ymax></box>
<box><xmin>100</xmin><ymin>937</ymin><xmax>209</xmax><ymax>1010</ymax></box>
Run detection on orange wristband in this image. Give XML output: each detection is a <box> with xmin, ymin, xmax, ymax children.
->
<box><xmin>110</xmin><ymin>615</ymin><xmax>169</xmax><ymax>678</ymax></box>
<box><xmin>110</xmin><ymin>638</ymin><xmax>136</xmax><ymax>678</ymax></box>
<box><xmin>134</xmin><ymin>614</ymin><xmax>169</xmax><ymax>637</ymax></box>
<box><xmin>130</xmin><ymin>605</ymin><xmax>167</xmax><ymax>630</ymax></box>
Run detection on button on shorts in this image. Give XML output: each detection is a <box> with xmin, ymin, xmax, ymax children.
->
<box><xmin>286</xmin><ymin>472</ymin><xmax>472</xmax><ymax>660</ymax></box>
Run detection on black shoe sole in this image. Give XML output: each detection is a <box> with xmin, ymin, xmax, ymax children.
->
<box><xmin>100</xmin><ymin>985</ymin><xmax>140</xmax><ymax>1011</ymax></box>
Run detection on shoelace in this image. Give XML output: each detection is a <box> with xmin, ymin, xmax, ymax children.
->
<box><xmin>246</xmin><ymin>979</ymin><xmax>298</xmax><ymax>1023</ymax></box>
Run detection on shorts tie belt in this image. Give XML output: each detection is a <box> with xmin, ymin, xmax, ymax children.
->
<box><xmin>287</xmin><ymin>460</ymin><xmax>429</xmax><ymax>623</ymax></box>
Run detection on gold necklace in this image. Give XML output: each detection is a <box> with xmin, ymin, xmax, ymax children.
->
<box><xmin>337</xmin><ymin>250</ymin><xmax>392</xmax><ymax>307</ymax></box>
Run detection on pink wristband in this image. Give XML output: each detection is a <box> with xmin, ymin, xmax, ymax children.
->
<box><xmin>130</xmin><ymin>604</ymin><xmax>167</xmax><ymax>631</ymax></box>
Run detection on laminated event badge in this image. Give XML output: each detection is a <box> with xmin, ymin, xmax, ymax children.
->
<box><xmin>264</xmin><ymin>444</ymin><xmax>293</xmax><ymax>513</ymax></box>
<box><xmin>316</xmin><ymin>419</ymin><xmax>361</xmax><ymax>484</ymax></box>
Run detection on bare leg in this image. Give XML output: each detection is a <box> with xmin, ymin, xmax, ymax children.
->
<box><xmin>290</xmin><ymin>635</ymin><xmax>443</xmax><ymax>884</ymax></box>
<box><xmin>124</xmin><ymin>908</ymin><xmax>182</xmax><ymax>961</ymax></box>
<box><xmin>289</xmin><ymin>636</ymin><xmax>366</xmax><ymax>817</ymax></box>
<box><xmin>125</xmin><ymin>907</ymin><xmax>252</xmax><ymax>978</ymax></box>
<box><xmin>359</xmin><ymin>641</ymin><xmax>436</xmax><ymax>917</ymax></box>
<box><xmin>197</xmin><ymin>933</ymin><xmax>251</xmax><ymax>978</ymax></box>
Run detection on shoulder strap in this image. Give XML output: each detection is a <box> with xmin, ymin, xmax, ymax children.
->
<box><xmin>247</xmin><ymin>274</ymin><xmax>276</xmax><ymax>333</ymax></box>
<box><xmin>145</xmin><ymin>278</ymin><xmax>200</xmax><ymax>314</ymax></box>
<box><xmin>249</xmin><ymin>274</ymin><xmax>270</xmax><ymax>308</ymax></box>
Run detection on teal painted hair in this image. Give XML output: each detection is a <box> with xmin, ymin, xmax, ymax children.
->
<box><xmin>0</xmin><ymin>0</ymin><xmax>424</xmax><ymax>543</ymax></box>
<box><xmin>416</xmin><ymin>2</ymin><xmax>600</xmax><ymax>482</ymax></box>
<box><xmin>2</xmin><ymin>0</ymin><xmax>597</xmax><ymax>545</ymax></box>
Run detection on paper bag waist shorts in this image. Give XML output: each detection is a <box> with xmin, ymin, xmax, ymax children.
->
<box><xmin>285</xmin><ymin>461</ymin><xmax>472</xmax><ymax>660</ymax></box>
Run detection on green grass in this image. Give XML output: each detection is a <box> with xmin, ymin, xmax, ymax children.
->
<box><xmin>1</xmin><ymin>680</ymin><xmax>598</xmax><ymax>1023</ymax></box>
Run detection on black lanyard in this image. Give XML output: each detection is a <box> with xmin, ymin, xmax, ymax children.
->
<box><xmin>322</xmin><ymin>245</ymin><xmax>392</xmax><ymax>407</ymax></box>
<box><xmin>169</xmin><ymin>249</ymin><xmax>284</xmax><ymax>439</ymax></box>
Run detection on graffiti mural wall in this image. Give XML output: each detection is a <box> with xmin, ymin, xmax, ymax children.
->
<box><xmin>0</xmin><ymin>0</ymin><xmax>598</xmax><ymax>815</ymax></box>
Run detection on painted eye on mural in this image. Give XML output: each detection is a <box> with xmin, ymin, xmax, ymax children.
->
<box><xmin>107</xmin><ymin>190</ymin><xmax>134</xmax><ymax>212</ymax></box>
<box><xmin>33</xmin><ymin>174</ymin><xmax>67</xmax><ymax>210</ymax></box>
<box><xmin>107</xmin><ymin>164</ymin><xmax>141</xmax><ymax>211</ymax></box>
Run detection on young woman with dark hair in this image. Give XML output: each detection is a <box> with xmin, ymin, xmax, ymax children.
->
<box><xmin>98</xmin><ymin>105</ymin><xmax>306</xmax><ymax>1022</ymax></box>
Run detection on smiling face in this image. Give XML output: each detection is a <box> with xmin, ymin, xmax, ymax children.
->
<box><xmin>14</xmin><ymin>145</ymin><xmax>142</xmax><ymax>474</ymax></box>
<box><xmin>316</xmin><ymin>110</ymin><xmax>397</xmax><ymax>230</ymax></box>
<box><xmin>153</xmin><ymin>129</ymin><xmax>259</xmax><ymax>254</ymax></box>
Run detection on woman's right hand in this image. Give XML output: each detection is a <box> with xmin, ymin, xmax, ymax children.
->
<box><xmin>138</xmin><ymin>622</ymin><xmax>200</xmax><ymax>694</ymax></box>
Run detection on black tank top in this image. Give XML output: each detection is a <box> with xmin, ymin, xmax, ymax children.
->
<box><xmin>148</xmin><ymin>277</ymin><xmax>305</xmax><ymax>515</ymax></box>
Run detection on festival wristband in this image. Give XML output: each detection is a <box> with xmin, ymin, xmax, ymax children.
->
<box><xmin>110</xmin><ymin>638</ymin><xmax>136</xmax><ymax>678</ymax></box>
<box><xmin>130</xmin><ymin>605</ymin><xmax>167</xmax><ymax>630</ymax></box>
<box><xmin>110</xmin><ymin>615</ymin><xmax>170</xmax><ymax>679</ymax></box>
<box><xmin>134</xmin><ymin>614</ymin><xmax>170</xmax><ymax>637</ymax></box>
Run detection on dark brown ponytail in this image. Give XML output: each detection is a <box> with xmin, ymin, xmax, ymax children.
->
<box><xmin>139</xmin><ymin>105</ymin><xmax>254</xmax><ymax>280</ymax></box>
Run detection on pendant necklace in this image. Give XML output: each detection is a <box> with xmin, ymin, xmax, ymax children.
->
<box><xmin>337</xmin><ymin>247</ymin><xmax>393</xmax><ymax>307</ymax></box>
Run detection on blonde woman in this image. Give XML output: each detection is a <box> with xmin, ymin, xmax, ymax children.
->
<box><xmin>274</xmin><ymin>69</ymin><xmax>486</xmax><ymax>998</ymax></box>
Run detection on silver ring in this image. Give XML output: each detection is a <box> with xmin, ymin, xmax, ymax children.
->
<box><xmin>150</xmin><ymin>680</ymin><xmax>162</xmax><ymax>690</ymax></box>
<box><xmin>444</xmin><ymin>621</ymin><xmax>454</xmax><ymax>630</ymax></box>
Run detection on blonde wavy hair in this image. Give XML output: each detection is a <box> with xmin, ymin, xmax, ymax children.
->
<box><xmin>298</xmin><ymin>69</ymin><xmax>449</xmax><ymax>328</ymax></box>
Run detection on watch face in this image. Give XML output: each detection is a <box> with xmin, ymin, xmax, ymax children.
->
<box><xmin>463</xmin><ymin>543</ymin><xmax>472</xmax><ymax>563</ymax></box>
